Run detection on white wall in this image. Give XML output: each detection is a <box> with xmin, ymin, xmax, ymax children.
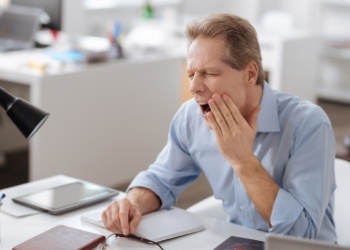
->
<box><xmin>62</xmin><ymin>0</ymin><xmax>86</xmax><ymax>35</ymax></box>
<box><xmin>278</xmin><ymin>0</ymin><xmax>314</xmax><ymax>30</ymax></box>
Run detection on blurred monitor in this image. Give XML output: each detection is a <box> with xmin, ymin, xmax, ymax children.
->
<box><xmin>11</xmin><ymin>0</ymin><xmax>62</xmax><ymax>31</ymax></box>
<box><xmin>0</xmin><ymin>5</ymin><xmax>41</xmax><ymax>51</ymax></box>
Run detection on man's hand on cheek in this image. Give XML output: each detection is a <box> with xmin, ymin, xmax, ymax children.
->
<box><xmin>207</xmin><ymin>94</ymin><xmax>260</xmax><ymax>167</ymax></box>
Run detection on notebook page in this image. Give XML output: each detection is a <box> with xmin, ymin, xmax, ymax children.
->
<box><xmin>81</xmin><ymin>207</ymin><xmax>205</xmax><ymax>242</ymax></box>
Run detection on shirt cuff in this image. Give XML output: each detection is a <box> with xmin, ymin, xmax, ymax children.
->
<box><xmin>127</xmin><ymin>172</ymin><xmax>176</xmax><ymax>209</ymax></box>
<box><xmin>269</xmin><ymin>188</ymin><xmax>304</xmax><ymax>234</ymax></box>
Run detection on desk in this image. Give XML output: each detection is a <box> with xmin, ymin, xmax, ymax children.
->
<box><xmin>0</xmin><ymin>175</ymin><xmax>266</xmax><ymax>249</ymax></box>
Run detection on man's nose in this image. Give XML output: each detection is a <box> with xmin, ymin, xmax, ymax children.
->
<box><xmin>189</xmin><ymin>74</ymin><xmax>204</xmax><ymax>95</ymax></box>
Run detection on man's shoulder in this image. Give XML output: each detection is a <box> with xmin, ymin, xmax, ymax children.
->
<box><xmin>177</xmin><ymin>98</ymin><xmax>200</xmax><ymax>117</ymax></box>
<box><xmin>276</xmin><ymin>92</ymin><xmax>331</xmax><ymax>128</ymax></box>
<box><xmin>170</xmin><ymin>98</ymin><xmax>203</xmax><ymax>128</ymax></box>
<box><xmin>181</xmin><ymin>98</ymin><xmax>197</xmax><ymax>108</ymax></box>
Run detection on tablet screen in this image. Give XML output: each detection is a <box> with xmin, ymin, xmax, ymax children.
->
<box><xmin>12</xmin><ymin>181</ymin><xmax>119</xmax><ymax>214</ymax></box>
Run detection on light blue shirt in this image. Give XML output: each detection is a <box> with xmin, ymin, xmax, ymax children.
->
<box><xmin>128</xmin><ymin>83</ymin><xmax>336</xmax><ymax>241</ymax></box>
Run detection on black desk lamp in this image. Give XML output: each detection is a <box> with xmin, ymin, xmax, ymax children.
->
<box><xmin>0</xmin><ymin>87</ymin><xmax>49</xmax><ymax>139</ymax></box>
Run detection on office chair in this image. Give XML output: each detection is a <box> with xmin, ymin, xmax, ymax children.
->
<box><xmin>187</xmin><ymin>158</ymin><xmax>350</xmax><ymax>246</ymax></box>
<box><xmin>186</xmin><ymin>195</ymin><xmax>225</xmax><ymax>221</ymax></box>
<box><xmin>334</xmin><ymin>158</ymin><xmax>350</xmax><ymax>246</ymax></box>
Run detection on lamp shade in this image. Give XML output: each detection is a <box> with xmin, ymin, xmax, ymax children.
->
<box><xmin>0</xmin><ymin>87</ymin><xmax>49</xmax><ymax>139</ymax></box>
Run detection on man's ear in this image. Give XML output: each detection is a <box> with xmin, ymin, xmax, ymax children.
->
<box><xmin>245</xmin><ymin>61</ymin><xmax>259</xmax><ymax>85</ymax></box>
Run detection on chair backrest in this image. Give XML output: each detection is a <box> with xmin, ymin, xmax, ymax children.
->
<box><xmin>186</xmin><ymin>195</ymin><xmax>226</xmax><ymax>221</ymax></box>
<box><xmin>334</xmin><ymin>158</ymin><xmax>350</xmax><ymax>246</ymax></box>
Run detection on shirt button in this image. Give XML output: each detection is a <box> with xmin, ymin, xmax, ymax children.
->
<box><xmin>239</xmin><ymin>205</ymin><xmax>244</xmax><ymax>210</ymax></box>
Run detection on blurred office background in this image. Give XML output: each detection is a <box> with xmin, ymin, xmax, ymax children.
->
<box><xmin>1</xmin><ymin>0</ymin><xmax>350</xmax><ymax>208</ymax></box>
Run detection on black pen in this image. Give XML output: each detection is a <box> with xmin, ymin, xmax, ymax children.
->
<box><xmin>0</xmin><ymin>193</ymin><xmax>5</xmax><ymax>205</ymax></box>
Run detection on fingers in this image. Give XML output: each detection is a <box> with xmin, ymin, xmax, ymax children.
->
<box><xmin>220</xmin><ymin>95</ymin><xmax>246</xmax><ymax>127</ymax></box>
<box><xmin>102</xmin><ymin>198</ymin><xmax>142</xmax><ymax>235</ymax></box>
<box><xmin>209</xmin><ymin>94</ymin><xmax>259</xmax><ymax>131</ymax></box>
<box><xmin>119</xmin><ymin>200</ymin><xmax>142</xmax><ymax>234</ymax></box>
<box><xmin>208</xmin><ymin>98</ymin><xmax>228</xmax><ymax>136</ymax></box>
<box><xmin>208</xmin><ymin>94</ymin><xmax>239</xmax><ymax>135</ymax></box>
<box><xmin>102</xmin><ymin>201</ymin><xmax>121</xmax><ymax>233</ymax></box>
<box><xmin>129</xmin><ymin>207</ymin><xmax>142</xmax><ymax>233</ymax></box>
<box><xmin>119</xmin><ymin>199</ymin><xmax>132</xmax><ymax>235</ymax></box>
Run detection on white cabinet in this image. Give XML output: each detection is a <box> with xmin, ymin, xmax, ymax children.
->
<box><xmin>313</xmin><ymin>0</ymin><xmax>350</xmax><ymax>102</ymax></box>
<box><xmin>258</xmin><ymin>31</ymin><xmax>320</xmax><ymax>103</ymax></box>
<box><xmin>0</xmin><ymin>51</ymin><xmax>183</xmax><ymax>187</ymax></box>
<box><xmin>318</xmin><ymin>47</ymin><xmax>350</xmax><ymax>102</ymax></box>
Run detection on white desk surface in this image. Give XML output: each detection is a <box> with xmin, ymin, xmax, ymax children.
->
<box><xmin>0</xmin><ymin>40</ymin><xmax>186</xmax><ymax>82</ymax></box>
<box><xmin>0</xmin><ymin>175</ymin><xmax>266</xmax><ymax>250</ymax></box>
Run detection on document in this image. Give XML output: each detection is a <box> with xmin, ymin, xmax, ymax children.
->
<box><xmin>81</xmin><ymin>207</ymin><xmax>205</xmax><ymax>242</ymax></box>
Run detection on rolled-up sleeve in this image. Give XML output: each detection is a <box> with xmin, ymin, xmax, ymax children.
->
<box><xmin>269</xmin><ymin>122</ymin><xmax>336</xmax><ymax>239</ymax></box>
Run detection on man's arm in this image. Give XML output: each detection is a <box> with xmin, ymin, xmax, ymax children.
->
<box><xmin>233</xmin><ymin>156</ymin><xmax>279</xmax><ymax>226</ymax></box>
<box><xmin>102</xmin><ymin>187</ymin><xmax>161</xmax><ymax>235</ymax></box>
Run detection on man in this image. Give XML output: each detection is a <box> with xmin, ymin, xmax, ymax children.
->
<box><xmin>102</xmin><ymin>13</ymin><xmax>336</xmax><ymax>241</ymax></box>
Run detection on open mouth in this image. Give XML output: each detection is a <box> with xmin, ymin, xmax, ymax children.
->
<box><xmin>200</xmin><ymin>103</ymin><xmax>211</xmax><ymax>114</ymax></box>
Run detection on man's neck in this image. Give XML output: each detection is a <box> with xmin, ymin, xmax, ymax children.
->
<box><xmin>242</xmin><ymin>84</ymin><xmax>263</xmax><ymax>120</ymax></box>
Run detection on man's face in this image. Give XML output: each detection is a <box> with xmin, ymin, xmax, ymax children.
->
<box><xmin>186</xmin><ymin>37</ymin><xmax>248</xmax><ymax>127</ymax></box>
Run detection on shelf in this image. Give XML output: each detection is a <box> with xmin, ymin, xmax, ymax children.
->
<box><xmin>322</xmin><ymin>46</ymin><xmax>350</xmax><ymax>60</ymax></box>
<box><xmin>318</xmin><ymin>85</ymin><xmax>350</xmax><ymax>103</ymax></box>
<box><xmin>316</xmin><ymin>0</ymin><xmax>350</xmax><ymax>7</ymax></box>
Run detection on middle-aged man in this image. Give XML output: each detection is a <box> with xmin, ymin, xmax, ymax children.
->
<box><xmin>103</xmin><ymin>13</ymin><xmax>336</xmax><ymax>242</ymax></box>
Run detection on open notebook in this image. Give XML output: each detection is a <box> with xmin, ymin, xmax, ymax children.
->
<box><xmin>81</xmin><ymin>207</ymin><xmax>205</xmax><ymax>242</ymax></box>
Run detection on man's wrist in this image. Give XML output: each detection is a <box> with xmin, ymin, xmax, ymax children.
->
<box><xmin>126</xmin><ymin>187</ymin><xmax>161</xmax><ymax>215</ymax></box>
<box><xmin>231</xmin><ymin>155</ymin><xmax>260</xmax><ymax>175</ymax></box>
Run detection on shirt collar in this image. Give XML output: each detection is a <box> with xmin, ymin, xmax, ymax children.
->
<box><xmin>257</xmin><ymin>83</ymin><xmax>280</xmax><ymax>133</ymax></box>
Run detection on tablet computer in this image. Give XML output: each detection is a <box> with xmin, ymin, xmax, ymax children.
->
<box><xmin>12</xmin><ymin>181</ymin><xmax>119</xmax><ymax>214</ymax></box>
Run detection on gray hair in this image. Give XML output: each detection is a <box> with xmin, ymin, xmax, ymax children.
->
<box><xmin>185</xmin><ymin>13</ymin><xmax>264</xmax><ymax>85</ymax></box>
